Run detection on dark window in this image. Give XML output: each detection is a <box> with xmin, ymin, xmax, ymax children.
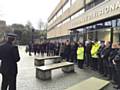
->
<box><xmin>112</xmin><ymin>20</ymin><xmax>117</xmax><ymax>27</ymax></box>
<box><xmin>85</xmin><ymin>0</ymin><xmax>105</xmax><ymax>11</ymax></box>
<box><xmin>117</xmin><ymin>19</ymin><xmax>120</xmax><ymax>27</ymax></box>
<box><xmin>94</xmin><ymin>0</ymin><xmax>105</xmax><ymax>5</ymax></box>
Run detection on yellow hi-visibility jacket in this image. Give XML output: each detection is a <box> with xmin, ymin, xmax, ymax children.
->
<box><xmin>91</xmin><ymin>42</ymin><xmax>100</xmax><ymax>58</ymax></box>
<box><xmin>77</xmin><ymin>47</ymin><xmax>84</xmax><ymax>60</ymax></box>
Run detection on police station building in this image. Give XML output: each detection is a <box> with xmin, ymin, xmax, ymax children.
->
<box><xmin>47</xmin><ymin>0</ymin><xmax>120</xmax><ymax>44</ymax></box>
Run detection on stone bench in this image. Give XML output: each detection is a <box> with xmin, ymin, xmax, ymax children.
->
<box><xmin>65</xmin><ymin>77</ymin><xmax>110</xmax><ymax>90</ymax></box>
<box><xmin>36</xmin><ymin>62</ymin><xmax>74</xmax><ymax>80</ymax></box>
<box><xmin>34</xmin><ymin>56</ymin><xmax>61</xmax><ymax>66</ymax></box>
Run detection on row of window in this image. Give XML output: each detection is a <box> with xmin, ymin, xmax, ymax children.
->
<box><xmin>48</xmin><ymin>0</ymin><xmax>106</xmax><ymax>31</ymax></box>
<box><xmin>48</xmin><ymin>0</ymin><xmax>76</xmax><ymax>26</ymax></box>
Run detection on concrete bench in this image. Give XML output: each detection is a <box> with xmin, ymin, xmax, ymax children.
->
<box><xmin>36</xmin><ymin>62</ymin><xmax>74</xmax><ymax>80</ymax></box>
<box><xmin>34</xmin><ymin>56</ymin><xmax>61</xmax><ymax>66</ymax></box>
<box><xmin>65</xmin><ymin>77</ymin><xmax>110</xmax><ymax>90</ymax></box>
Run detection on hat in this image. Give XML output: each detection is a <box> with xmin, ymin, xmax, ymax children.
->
<box><xmin>7</xmin><ymin>33</ymin><xmax>17</xmax><ymax>37</ymax></box>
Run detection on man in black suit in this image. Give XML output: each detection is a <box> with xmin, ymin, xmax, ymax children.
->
<box><xmin>0</xmin><ymin>33</ymin><xmax>20</xmax><ymax>90</ymax></box>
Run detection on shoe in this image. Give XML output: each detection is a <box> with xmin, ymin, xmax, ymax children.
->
<box><xmin>103</xmin><ymin>74</ymin><xmax>107</xmax><ymax>77</ymax></box>
<box><xmin>106</xmin><ymin>78</ymin><xmax>111</xmax><ymax>81</ymax></box>
<box><xmin>111</xmin><ymin>81</ymin><xmax>117</xmax><ymax>85</ymax></box>
<box><xmin>113</xmin><ymin>85</ymin><xmax>120</xmax><ymax>89</ymax></box>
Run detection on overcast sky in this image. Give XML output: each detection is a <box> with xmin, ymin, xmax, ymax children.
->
<box><xmin>0</xmin><ymin>0</ymin><xmax>60</xmax><ymax>29</ymax></box>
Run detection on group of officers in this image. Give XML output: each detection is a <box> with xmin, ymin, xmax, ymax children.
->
<box><xmin>66</xmin><ymin>39</ymin><xmax>120</xmax><ymax>90</ymax></box>
<box><xmin>1</xmin><ymin>32</ymin><xmax>120</xmax><ymax>90</ymax></box>
<box><xmin>27</xmin><ymin>41</ymin><xmax>61</xmax><ymax>56</ymax></box>
<box><xmin>27</xmin><ymin>39</ymin><xmax>120</xmax><ymax>89</ymax></box>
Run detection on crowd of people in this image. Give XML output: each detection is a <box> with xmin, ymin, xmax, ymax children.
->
<box><xmin>26</xmin><ymin>39</ymin><xmax>120</xmax><ymax>89</ymax></box>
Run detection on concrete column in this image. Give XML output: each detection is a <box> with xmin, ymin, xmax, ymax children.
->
<box><xmin>36</xmin><ymin>68</ymin><xmax>51</xmax><ymax>80</ymax></box>
<box><xmin>34</xmin><ymin>59</ymin><xmax>44</xmax><ymax>66</ymax></box>
<box><xmin>62</xmin><ymin>65</ymin><xmax>74</xmax><ymax>73</ymax></box>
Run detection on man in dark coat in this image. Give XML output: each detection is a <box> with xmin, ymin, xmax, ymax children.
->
<box><xmin>113</xmin><ymin>44</ymin><xmax>120</xmax><ymax>89</ymax></box>
<box><xmin>0</xmin><ymin>33</ymin><xmax>20</xmax><ymax>90</ymax></box>
<box><xmin>64</xmin><ymin>40</ymin><xmax>71</xmax><ymax>62</ymax></box>
<box><xmin>101</xmin><ymin>41</ymin><xmax>111</xmax><ymax>77</ymax></box>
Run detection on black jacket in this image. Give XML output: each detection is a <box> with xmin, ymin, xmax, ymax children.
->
<box><xmin>114</xmin><ymin>49</ymin><xmax>120</xmax><ymax>65</ymax></box>
<box><xmin>0</xmin><ymin>42</ymin><xmax>20</xmax><ymax>75</ymax></box>
<box><xmin>103</xmin><ymin>47</ymin><xmax>111</xmax><ymax>60</ymax></box>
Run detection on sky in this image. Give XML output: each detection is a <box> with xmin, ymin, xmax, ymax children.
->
<box><xmin>0</xmin><ymin>0</ymin><xmax>60</xmax><ymax>29</ymax></box>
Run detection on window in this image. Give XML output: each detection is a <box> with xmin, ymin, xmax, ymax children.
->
<box><xmin>104</xmin><ymin>21</ymin><xmax>112</xmax><ymax>26</ymax></box>
<box><xmin>85</xmin><ymin>2</ymin><xmax>95</xmax><ymax>10</ymax></box>
<box><xmin>72</xmin><ymin>0</ymin><xmax>76</xmax><ymax>5</ymax></box>
<box><xmin>48</xmin><ymin>19</ymin><xmax>53</xmax><ymax>26</ymax></box>
<box><xmin>63</xmin><ymin>0</ymin><xmax>70</xmax><ymax>12</ymax></box>
<box><xmin>62</xmin><ymin>18</ymin><xmax>70</xmax><ymax>24</ymax></box>
<box><xmin>113</xmin><ymin>27</ymin><xmax>120</xmax><ymax>43</ymax></box>
<box><xmin>57</xmin><ymin>23</ymin><xmax>62</xmax><ymax>27</ymax></box>
<box><xmin>112</xmin><ymin>20</ymin><xmax>117</xmax><ymax>27</ymax></box>
<box><xmin>57</xmin><ymin>9</ymin><xmax>62</xmax><ymax>18</ymax></box>
<box><xmin>94</xmin><ymin>0</ymin><xmax>105</xmax><ymax>5</ymax></box>
<box><xmin>53</xmin><ymin>15</ymin><xmax>57</xmax><ymax>22</ymax></box>
<box><xmin>71</xmin><ymin>9</ymin><xmax>85</xmax><ymax>20</ymax></box>
<box><xmin>117</xmin><ymin>19</ymin><xmax>120</xmax><ymax>27</ymax></box>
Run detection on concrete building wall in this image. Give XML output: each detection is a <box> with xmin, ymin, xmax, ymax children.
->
<box><xmin>47</xmin><ymin>0</ymin><xmax>85</xmax><ymax>39</ymax></box>
<box><xmin>47</xmin><ymin>0</ymin><xmax>120</xmax><ymax>40</ymax></box>
<box><xmin>48</xmin><ymin>0</ymin><xmax>69</xmax><ymax>22</ymax></box>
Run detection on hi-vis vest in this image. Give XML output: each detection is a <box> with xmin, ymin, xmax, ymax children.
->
<box><xmin>91</xmin><ymin>42</ymin><xmax>100</xmax><ymax>58</ymax></box>
<box><xmin>77</xmin><ymin>47</ymin><xmax>84</xmax><ymax>60</ymax></box>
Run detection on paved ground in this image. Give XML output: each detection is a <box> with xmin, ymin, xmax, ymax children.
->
<box><xmin>0</xmin><ymin>46</ymin><xmax>115</xmax><ymax>90</ymax></box>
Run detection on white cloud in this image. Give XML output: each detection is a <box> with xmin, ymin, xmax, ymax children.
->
<box><xmin>0</xmin><ymin>0</ymin><xmax>60</xmax><ymax>29</ymax></box>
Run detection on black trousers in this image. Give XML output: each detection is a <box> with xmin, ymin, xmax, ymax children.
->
<box><xmin>78</xmin><ymin>60</ymin><xmax>84</xmax><ymax>69</ymax></box>
<box><xmin>115</xmin><ymin>65</ymin><xmax>120</xmax><ymax>86</ymax></box>
<box><xmin>1</xmin><ymin>73</ymin><xmax>17</xmax><ymax>90</ymax></box>
<box><xmin>92</xmin><ymin>58</ymin><xmax>98</xmax><ymax>71</ymax></box>
<box><xmin>103</xmin><ymin>60</ymin><xmax>109</xmax><ymax>76</ymax></box>
<box><xmin>86</xmin><ymin>53</ymin><xmax>91</xmax><ymax>67</ymax></box>
<box><xmin>98</xmin><ymin>58</ymin><xmax>104</xmax><ymax>74</ymax></box>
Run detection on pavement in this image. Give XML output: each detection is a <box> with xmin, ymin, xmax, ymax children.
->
<box><xmin>0</xmin><ymin>46</ymin><xmax>116</xmax><ymax>90</ymax></box>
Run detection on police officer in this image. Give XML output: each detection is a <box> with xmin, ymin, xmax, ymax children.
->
<box><xmin>91</xmin><ymin>40</ymin><xmax>100</xmax><ymax>71</ymax></box>
<box><xmin>77</xmin><ymin>42</ymin><xmax>84</xmax><ymax>69</ymax></box>
<box><xmin>97</xmin><ymin>41</ymin><xmax>105</xmax><ymax>74</ymax></box>
<box><xmin>0</xmin><ymin>33</ymin><xmax>20</xmax><ymax>90</ymax></box>
<box><xmin>113</xmin><ymin>43</ymin><xmax>120</xmax><ymax>89</ymax></box>
<box><xmin>64</xmin><ymin>40</ymin><xmax>71</xmax><ymax>62</ymax></box>
<box><xmin>101</xmin><ymin>41</ymin><xmax>111</xmax><ymax>77</ymax></box>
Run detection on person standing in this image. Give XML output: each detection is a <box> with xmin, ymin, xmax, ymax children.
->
<box><xmin>28</xmin><ymin>41</ymin><xmax>33</xmax><ymax>56</ymax></box>
<box><xmin>113</xmin><ymin>43</ymin><xmax>120</xmax><ymax>89</ymax></box>
<box><xmin>59</xmin><ymin>42</ymin><xmax>65</xmax><ymax>59</ymax></box>
<box><xmin>0</xmin><ymin>33</ymin><xmax>20</xmax><ymax>90</ymax></box>
<box><xmin>97</xmin><ymin>41</ymin><xmax>105</xmax><ymax>74</ymax></box>
<box><xmin>101</xmin><ymin>41</ymin><xmax>111</xmax><ymax>77</ymax></box>
<box><xmin>85</xmin><ymin>40</ymin><xmax>92</xmax><ymax>67</ymax></box>
<box><xmin>64</xmin><ymin>40</ymin><xmax>71</xmax><ymax>62</ymax></box>
<box><xmin>33</xmin><ymin>43</ymin><xmax>37</xmax><ymax>56</ymax></box>
<box><xmin>109</xmin><ymin>43</ymin><xmax>118</xmax><ymax>84</ymax></box>
<box><xmin>77</xmin><ymin>42</ymin><xmax>84</xmax><ymax>69</ymax></box>
<box><xmin>70</xmin><ymin>41</ymin><xmax>77</xmax><ymax>63</ymax></box>
<box><xmin>91</xmin><ymin>40</ymin><xmax>100</xmax><ymax>71</ymax></box>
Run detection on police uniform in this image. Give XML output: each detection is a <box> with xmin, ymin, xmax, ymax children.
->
<box><xmin>113</xmin><ymin>49</ymin><xmax>120</xmax><ymax>89</ymax></box>
<box><xmin>0</xmin><ymin>33</ymin><xmax>20</xmax><ymax>90</ymax></box>
<box><xmin>91</xmin><ymin>42</ymin><xmax>100</xmax><ymax>71</ymax></box>
<box><xmin>77</xmin><ymin>46</ymin><xmax>84</xmax><ymax>69</ymax></box>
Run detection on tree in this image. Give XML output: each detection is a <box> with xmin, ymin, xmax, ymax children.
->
<box><xmin>38</xmin><ymin>19</ymin><xmax>44</xmax><ymax>31</ymax></box>
<box><xmin>38</xmin><ymin>19</ymin><xmax>47</xmax><ymax>41</ymax></box>
<box><xmin>25</xmin><ymin>21</ymin><xmax>33</xmax><ymax>31</ymax></box>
